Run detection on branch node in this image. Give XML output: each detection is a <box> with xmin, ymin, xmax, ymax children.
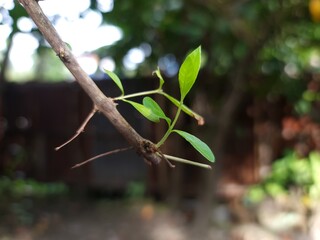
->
<box><xmin>57</xmin><ymin>47</ymin><xmax>70</xmax><ymax>63</ymax></box>
<box><xmin>138</xmin><ymin>140</ymin><xmax>175</xmax><ymax>168</ymax></box>
<box><xmin>138</xmin><ymin>140</ymin><xmax>162</xmax><ymax>165</ymax></box>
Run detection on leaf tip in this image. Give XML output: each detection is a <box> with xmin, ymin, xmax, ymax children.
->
<box><xmin>104</xmin><ymin>69</ymin><xmax>124</xmax><ymax>95</ymax></box>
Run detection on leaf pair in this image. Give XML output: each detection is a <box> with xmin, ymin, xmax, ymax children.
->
<box><xmin>124</xmin><ymin>97</ymin><xmax>171</xmax><ymax>125</ymax></box>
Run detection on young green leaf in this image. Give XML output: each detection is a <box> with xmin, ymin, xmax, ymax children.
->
<box><xmin>124</xmin><ymin>100</ymin><xmax>160</xmax><ymax>122</ymax></box>
<box><xmin>143</xmin><ymin>97</ymin><xmax>171</xmax><ymax>125</ymax></box>
<box><xmin>153</xmin><ymin>67</ymin><xmax>165</xmax><ymax>89</ymax></box>
<box><xmin>173</xmin><ymin>129</ymin><xmax>214</xmax><ymax>162</ymax></box>
<box><xmin>178</xmin><ymin>46</ymin><xmax>201</xmax><ymax>100</ymax></box>
<box><xmin>104</xmin><ymin>69</ymin><xmax>124</xmax><ymax>96</ymax></box>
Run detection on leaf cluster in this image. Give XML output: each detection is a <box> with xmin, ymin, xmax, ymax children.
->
<box><xmin>105</xmin><ymin>46</ymin><xmax>214</xmax><ymax>164</ymax></box>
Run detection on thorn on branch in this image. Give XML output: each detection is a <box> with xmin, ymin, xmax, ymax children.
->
<box><xmin>57</xmin><ymin>47</ymin><xmax>70</xmax><ymax>63</ymax></box>
<box><xmin>55</xmin><ymin>106</ymin><xmax>97</xmax><ymax>151</ymax></box>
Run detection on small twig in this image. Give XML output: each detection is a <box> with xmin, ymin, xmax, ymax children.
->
<box><xmin>71</xmin><ymin>147</ymin><xmax>133</xmax><ymax>169</ymax></box>
<box><xmin>55</xmin><ymin>106</ymin><xmax>97</xmax><ymax>151</ymax></box>
<box><xmin>164</xmin><ymin>154</ymin><xmax>212</xmax><ymax>169</ymax></box>
<box><xmin>113</xmin><ymin>89</ymin><xmax>161</xmax><ymax>101</ymax></box>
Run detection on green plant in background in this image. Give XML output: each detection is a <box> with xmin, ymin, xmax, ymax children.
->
<box><xmin>126</xmin><ymin>181</ymin><xmax>146</xmax><ymax>200</ymax></box>
<box><xmin>0</xmin><ymin>177</ymin><xmax>68</xmax><ymax>199</ymax></box>
<box><xmin>246</xmin><ymin>151</ymin><xmax>320</xmax><ymax>204</ymax></box>
<box><xmin>106</xmin><ymin>46</ymin><xmax>215</xmax><ymax>168</ymax></box>
<box><xmin>0</xmin><ymin>177</ymin><xmax>68</xmax><ymax>226</ymax></box>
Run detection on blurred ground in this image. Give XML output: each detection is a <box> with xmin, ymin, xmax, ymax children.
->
<box><xmin>0</xmin><ymin>198</ymin><xmax>215</xmax><ymax>240</ymax></box>
<box><xmin>0</xmin><ymin>196</ymin><xmax>315</xmax><ymax>240</ymax></box>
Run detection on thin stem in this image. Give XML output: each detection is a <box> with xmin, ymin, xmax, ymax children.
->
<box><xmin>161</xmin><ymin>92</ymin><xmax>205</xmax><ymax>125</ymax></box>
<box><xmin>164</xmin><ymin>154</ymin><xmax>212</xmax><ymax>169</ymax></box>
<box><xmin>71</xmin><ymin>147</ymin><xmax>133</xmax><ymax>169</ymax></box>
<box><xmin>156</xmin><ymin>100</ymin><xmax>183</xmax><ymax>147</ymax></box>
<box><xmin>113</xmin><ymin>89</ymin><xmax>161</xmax><ymax>101</ymax></box>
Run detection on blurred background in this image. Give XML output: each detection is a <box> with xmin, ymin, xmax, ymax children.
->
<box><xmin>1</xmin><ymin>0</ymin><xmax>320</xmax><ymax>239</ymax></box>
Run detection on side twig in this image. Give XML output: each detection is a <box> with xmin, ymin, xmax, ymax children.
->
<box><xmin>71</xmin><ymin>147</ymin><xmax>133</xmax><ymax>169</ymax></box>
<box><xmin>55</xmin><ymin>105</ymin><xmax>97</xmax><ymax>151</ymax></box>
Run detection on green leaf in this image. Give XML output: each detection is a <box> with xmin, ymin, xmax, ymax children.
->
<box><xmin>153</xmin><ymin>67</ymin><xmax>165</xmax><ymax>89</ymax></box>
<box><xmin>173</xmin><ymin>130</ymin><xmax>214</xmax><ymax>162</ymax></box>
<box><xmin>143</xmin><ymin>97</ymin><xmax>171</xmax><ymax>125</ymax></box>
<box><xmin>124</xmin><ymin>100</ymin><xmax>160</xmax><ymax>122</ymax></box>
<box><xmin>104</xmin><ymin>69</ymin><xmax>124</xmax><ymax>96</ymax></box>
<box><xmin>310</xmin><ymin>151</ymin><xmax>320</xmax><ymax>186</ymax></box>
<box><xmin>178</xmin><ymin>46</ymin><xmax>201</xmax><ymax>100</ymax></box>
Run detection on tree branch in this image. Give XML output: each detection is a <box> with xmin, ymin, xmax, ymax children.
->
<box><xmin>18</xmin><ymin>0</ymin><xmax>163</xmax><ymax>164</ymax></box>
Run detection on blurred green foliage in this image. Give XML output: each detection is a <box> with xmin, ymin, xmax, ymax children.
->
<box><xmin>0</xmin><ymin>177</ymin><xmax>68</xmax><ymax>199</ymax></box>
<box><xmin>0</xmin><ymin>0</ymin><xmax>314</xmax><ymax>83</ymax></box>
<box><xmin>0</xmin><ymin>0</ymin><xmax>317</xmax><ymax>123</ymax></box>
<box><xmin>0</xmin><ymin>177</ymin><xmax>68</xmax><ymax>226</ymax></box>
<box><xmin>246</xmin><ymin>151</ymin><xmax>320</xmax><ymax>203</ymax></box>
<box><xmin>125</xmin><ymin>181</ymin><xmax>145</xmax><ymax>200</ymax></box>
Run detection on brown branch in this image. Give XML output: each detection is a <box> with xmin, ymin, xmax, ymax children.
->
<box><xmin>71</xmin><ymin>147</ymin><xmax>133</xmax><ymax>169</ymax></box>
<box><xmin>18</xmin><ymin>0</ymin><xmax>163</xmax><ymax>165</ymax></box>
<box><xmin>55</xmin><ymin>105</ymin><xmax>97</xmax><ymax>151</ymax></box>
